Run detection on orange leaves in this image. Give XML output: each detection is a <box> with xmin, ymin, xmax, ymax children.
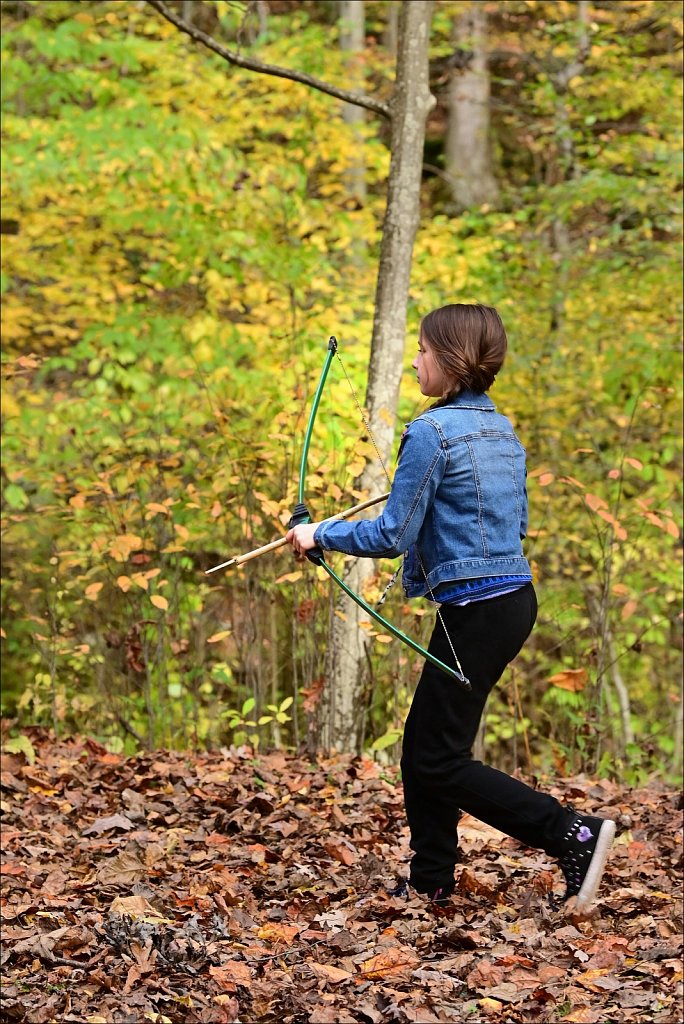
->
<box><xmin>2</xmin><ymin>353</ymin><xmax>42</xmax><ymax>375</ymax></box>
<box><xmin>464</xmin><ymin>958</ymin><xmax>507</xmax><ymax>993</ymax></box>
<box><xmin>562</xmin><ymin>1008</ymin><xmax>606</xmax><ymax>1023</ymax></box>
<box><xmin>635</xmin><ymin>498</ymin><xmax>680</xmax><ymax>539</ymax></box>
<box><xmin>565</xmin><ymin>474</ymin><xmax>588</xmax><ymax>491</ymax></box>
<box><xmin>301</xmin><ymin>676</ymin><xmax>325</xmax><ymax>713</ymax></box>
<box><xmin>257</xmin><ymin>922</ymin><xmax>301</xmax><ymax>945</ymax></box>
<box><xmin>275</xmin><ymin>570</ymin><xmax>304</xmax><ymax>585</ymax></box>
<box><xmin>575</xmin><ymin>966</ymin><xmax>624</xmax><ymax>994</ymax></box>
<box><xmin>359</xmin><ymin>945</ymin><xmax>420</xmax><ymax>980</ymax></box>
<box><xmin>97</xmin><ymin>569</ymin><xmax>169</xmax><ymax>611</ymax></box>
<box><xmin>144</xmin><ymin>501</ymin><xmax>171</xmax><ymax>519</ymax></box>
<box><xmin>548</xmin><ymin>668</ymin><xmax>588</xmax><ymax>692</ymax></box>
<box><xmin>528</xmin><ymin>467</ymin><xmax>554</xmax><ymax>486</ymax></box>
<box><xmin>373</xmin><ymin>633</ymin><xmax>393</xmax><ymax>645</ymax></box>
<box><xmin>307</xmin><ymin>961</ymin><xmax>353</xmax><ymax>985</ymax></box>
<box><xmin>253</xmin><ymin>491</ymin><xmax>289</xmax><ymax>524</ymax></box>
<box><xmin>584</xmin><ymin>493</ymin><xmax>607</xmax><ymax>513</ymax></box>
<box><xmin>582</xmin><ymin>489</ymin><xmax>680</xmax><ymax>543</ymax></box>
<box><xmin>294</xmin><ymin>598</ymin><xmax>316</xmax><ymax>623</ymax></box>
<box><xmin>456</xmin><ymin>867</ymin><xmax>500</xmax><ymax>901</ymax></box>
<box><xmin>553</xmin><ymin>449</ymin><xmax>680</xmax><ymax>560</ymax></box>
<box><xmin>599</xmin><ymin>509</ymin><xmax>628</xmax><ymax>542</ymax></box>
<box><xmin>109</xmin><ymin>894</ymin><xmax>166</xmax><ymax>921</ymax></box>
<box><xmin>117</xmin><ymin>569</ymin><xmax>162</xmax><ymax>593</ymax></box>
<box><xmin>529</xmin><ymin>466</ymin><xmax>554</xmax><ymax>487</ymax></box>
<box><xmin>358</xmin><ymin>619</ymin><xmax>393</xmax><ymax>645</ymax></box>
<box><xmin>108</xmin><ymin>533</ymin><xmax>143</xmax><ymax>562</ymax></box>
<box><xmin>209</xmin><ymin>961</ymin><xmax>253</xmax><ymax>991</ymax></box>
<box><xmin>207</xmin><ymin>629</ymin><xmax>232</xmax><ymax>644</ymax></box>
<box><xmin>160</xmin><ymin>522</ymin><xmax>190</xmax><ymax>554</ymax></box>
<box><xmin>624</xmin><ymin>457</ymin><xmax>644</xmax><ymax>471</ymax></box>
<box><xmin>584</xmin><ymin>493</ymin><xmax>627</xmax><ymax>540</ymax></box>
<box><xmin>322</xmin><ymin>837</ymin><xmax>357</xmax><ymax>866</ymax></box>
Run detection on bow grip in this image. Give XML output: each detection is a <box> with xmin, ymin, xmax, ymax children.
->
<box><xmin>288</xmin><ymin>502</ymin><xmax>324</xmax><ymax>565</ymax></box>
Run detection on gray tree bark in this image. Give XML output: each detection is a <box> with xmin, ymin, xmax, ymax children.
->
<box><xmin>383</xmin><ymin>0</ymin><xmax>399</xmax><ymax>59</ymax></box>
<box><xmin>322</xmin><ymin>1</ymin><xmax>435</xmax><ymax>752</ymax></box>
<box><xmin>339</xmin><ymin>0</ymin><xmax>367</xmax><ymax>206</ymax></box>
<box><xmin>549</xmin><ymin>0</ymin><xmax>590</xmax><ymax>336</ymax></box>
<box><xmin>445</xmin><ymin>2</ymin><xmax>499</xmax><ymax>210</ymax></box>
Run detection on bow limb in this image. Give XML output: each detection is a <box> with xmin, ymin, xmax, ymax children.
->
<box><xmin>319</xmin><ymin>558</ymin><xmax>471</xmax><ymax>685</ymax></box>
<box><xmin>293</xmin><ymin>336</ymin><xmax>471</xmax><ymax>690</ymax></box>
<box><xmin>298</xmin><ymin>336</ymin><xmax>337</xmax><ymax>508</ymax></box>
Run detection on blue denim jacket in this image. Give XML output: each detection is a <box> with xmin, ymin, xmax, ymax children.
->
<box><xmin>314</xmin><ymin>390</ymin><xmax>531</xmax><ymax>598</ymax></box>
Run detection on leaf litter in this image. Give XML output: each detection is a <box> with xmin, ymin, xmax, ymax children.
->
<box><xmin>1</xmin><ymin>730</ymin><xmax>681</xmax><ymax>1023</ymax></box>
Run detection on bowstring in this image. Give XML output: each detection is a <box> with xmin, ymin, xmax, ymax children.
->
<box><xmin>334</xmin><ymin>348</ymin><xmax>467</xmax><ymax>682</ymax></box>
<box><xmin>334</xmin><ymin>349</ymin><xmax>397</xmax><ymax>606</ymax></box>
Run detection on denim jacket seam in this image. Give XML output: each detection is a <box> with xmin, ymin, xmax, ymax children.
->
<box><xmin>465</xmin><ymin>439</ymin><xmax>489</xmax><ymax>559</ymax></box>
<box><xmin>418</xmin><ymin>416</ymin><xmax>515</xmax><ymax>450</ymax></box>
<box><xmin>394</xmin><ymin>444</ymin><xmax>446</xmax><ymax>548</ymax></box>
<box><xmin>415</xmin><ymin>414</ymin><xmax>450</xmax><ymax>449</ymax></box>
<box><xmin>509</xmin><ymin>445</ymin><xmax>521</xmax><ymax>525</ymax></box>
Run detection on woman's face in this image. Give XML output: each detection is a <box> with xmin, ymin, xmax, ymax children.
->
<box><xmin>412</xmin><ymin>332</ymin><xmax>448</xmax><ymax>398</ymax></box>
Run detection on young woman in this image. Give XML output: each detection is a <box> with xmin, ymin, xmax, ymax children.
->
<box><xmin>286</xmin><ymin>303</ymin><xmax>615</xmax><ymax>913</ymax></box>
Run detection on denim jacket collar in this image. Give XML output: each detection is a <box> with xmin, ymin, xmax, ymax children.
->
<box><xmin>431</xmin><ymin>389</ymin><xmax>496</xmax><ymax>413</ymax></box>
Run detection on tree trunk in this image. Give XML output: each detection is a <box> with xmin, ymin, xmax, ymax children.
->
<box><xmin>322</xmin><ymin>1</ymin><xmax>435</xmax><ymax>753</ymax></box>
<box><xmin>549</xmin><ymin>0</ymin><xmax>590</xmax><ymax>336</ymax></box>
<box><xmin>383</xmin><ymin>0</ymin><xmax>399</xmax><ymax>59</ymax></box>
<box><xmin>673</xmin><ymin>672</ymin><xmax>683</xmax><ymax>776</ymax></box>
<box><xmin>339</xmin><ymin>0</ymin><xmax>367</xmax><ymax>206</ymax></box>
<box><xmin>181</xmin><ymin>0</ymin><xmax>194</xmax><ymax>27</ymax></box>
<box><xmin>445</xmin><ymin>2</ymin><xmax>498</xmax><ymax>210</ymax></box>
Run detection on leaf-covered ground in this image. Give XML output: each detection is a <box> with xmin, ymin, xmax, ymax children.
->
<box><xmin>1</xmin><ymin>731</ymin><xmax>682</xmax><ymax>1023</ymax></box>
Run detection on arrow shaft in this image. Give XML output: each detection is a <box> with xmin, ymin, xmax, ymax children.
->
<box><xmin>205</xmin><ymin>490</ymin><xmax>390</xmax><ymax>573</ymax></box>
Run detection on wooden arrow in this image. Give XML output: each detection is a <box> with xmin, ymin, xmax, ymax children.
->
<box><xmin>205</xmin><ymin>491</ymin><xmax>390</xmax><ymax>574</ymax></box>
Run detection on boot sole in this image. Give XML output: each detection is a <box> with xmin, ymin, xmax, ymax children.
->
<box><xmin>574</xmin><ymin>818</ymin><xmax>616</xmax><ymax>913</ymax></box>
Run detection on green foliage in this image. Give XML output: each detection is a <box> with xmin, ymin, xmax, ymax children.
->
<box><xmin>1</xmin><ymin>0</ymin><xmax>681</xmax><ymax>778</ymax></box>
<box><xmin>2</xmin><ymin>733</ymin><xmax>36</xmax><ymax>764</ymax></box>
<box><xmin>370</xmin><ymin>727</ymin><xmax>403</xmax><ymax>753</ymax></box>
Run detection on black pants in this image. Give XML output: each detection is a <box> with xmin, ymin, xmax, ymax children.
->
<box><xmin>401</xmin><ymin>584</ymin><xmax>570</xmax><ymax>893</ymax></box>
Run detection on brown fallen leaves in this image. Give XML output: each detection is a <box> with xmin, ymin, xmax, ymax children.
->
<box><xmin>1</xmin><ymin>728</ymin><xmax>682</xmax><ymax>1023</ymax></box>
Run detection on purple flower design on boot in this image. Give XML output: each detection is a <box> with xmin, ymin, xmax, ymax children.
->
<box><xmin>577</xmin><ymin>825</ymin><xmax>594</xmax><ymax>842</ymax></box>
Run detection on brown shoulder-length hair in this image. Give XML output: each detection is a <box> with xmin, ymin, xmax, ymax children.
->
<box><xmin>420</xmin><ymin>303</ymin><xmax>507</xmax><ymax>400</ymax></box>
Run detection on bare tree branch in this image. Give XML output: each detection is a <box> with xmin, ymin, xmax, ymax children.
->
<box><xmin>146</xmin><ymin>0</ymin><xmax>391</xmax><ymax>119</ymax></box>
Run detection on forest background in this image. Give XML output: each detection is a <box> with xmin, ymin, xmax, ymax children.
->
<box><xmin>1</xmin><ymin>0</ymin><xmax>682</xmax><ymax>785</ymax></box>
